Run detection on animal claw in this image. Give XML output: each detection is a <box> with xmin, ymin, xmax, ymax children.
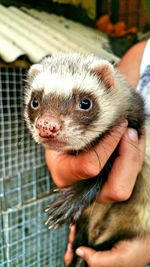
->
<box><xmin>45</xmin><ymin>178</ymin><xmax>99</xmax><ymax>229</ymax></box>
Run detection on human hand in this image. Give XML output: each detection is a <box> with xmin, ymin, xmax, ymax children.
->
<box><xmin>64</xmin><ymin>225</ymin><xmax>150</xmax><ymax>267</ymax></box>
<box><xmin>45</xmin><ymin>121</ymin><xmax>128</xmax><ymax>188</ymax></box>
<box><xmin>75</xmin><ymin>235</ymin><xmax>150</xmax><ymax>267</ymax></box>
<box><xmin>45</xmin><ymin>121</ymin><xmax>145</xmax><ymax>202</ymax></box>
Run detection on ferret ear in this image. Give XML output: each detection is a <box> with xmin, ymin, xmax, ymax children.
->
<box><xmin>27</xmin><ymin>64</ymin><xmax>43</xmax><ymax>80</ymax></box>
<box><xmin>89</xmin><ymin>60</ymin><xmax>115</xmax><ymax>90</ymax></box>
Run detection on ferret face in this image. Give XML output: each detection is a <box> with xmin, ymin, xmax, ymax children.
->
<box><xmin>25</xmin><ymin>89</ymin><xmax>101</xmax><ymax>151</ymax></box>
<box><xmin>24</xmin><ymin>54</ymin><xmax>128</xmax><ymax>151</ymax></box>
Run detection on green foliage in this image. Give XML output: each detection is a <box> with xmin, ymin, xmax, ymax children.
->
<box><xmin>144</xmin><ymin>0</ymin><xmax>150</xmax><ymax>23</ymax></box>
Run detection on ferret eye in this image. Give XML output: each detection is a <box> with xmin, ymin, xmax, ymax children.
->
<box><xmin>31</xmin><ymin>98</ymin><xmax>39</xmax><ymax>109</ymax></box>
<box><xmin>79</xmin><ymin>99</ymin><xmax>92</xmax><ymax>110</ymax></box>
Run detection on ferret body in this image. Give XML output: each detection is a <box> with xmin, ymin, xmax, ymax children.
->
<box><xmin>24</xmin><ymin>53</ymin><xmax>150</xmax><ymax>267</ymax></box>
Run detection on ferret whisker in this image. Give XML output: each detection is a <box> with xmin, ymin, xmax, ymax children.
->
<box><xmin>81</xmin><ymin>176</ymin><xmax>100</xmax><ymax>203</ymax></box>
<box><xmin>92</xmin><ymin>146</ymin><xmax>103</xmax><ymax>171</ymax></box>
<box><xmin>88</xmin><ymin>177</ymin><xmax>103</xmax><ymax>217</ymax></box>
<box><xmin>108</xmin><ymin>131</ymin><xmax>144</xmax><ymax>154</ymax></box>
<box><xmin>98</xmin><ymin>145</ymin><xmax>113</xmax><ymax>174</ymax></box>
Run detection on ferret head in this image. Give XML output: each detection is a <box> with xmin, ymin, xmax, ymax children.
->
<box><xmin>24</xmin><ymin>53</ymin><xmax>129</xmax><ymax>151</ymax></box>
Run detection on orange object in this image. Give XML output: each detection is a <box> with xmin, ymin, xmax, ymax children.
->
<box><xmin>106</xmin><ymin>22</ymin><xmax>115</xmax><ymax>35</ymax></box>
<box><xmin>96</xmin><ymin>15</ymin><xmax>110</xmax><ymax>32</ymax></box>
<box><xmin>96</xmin><ymin>15</ymin><xmax>137</xmax><ymax>38</ymax></box>
<box><xmin>113</xmin><ymin>21</ymin><xmax>126</xmax><ymax>36</ymax></box>
<box><xmin>127</xmin><ymin>27</ymin><xmax>138</xmax><ymax>33</ymax></box>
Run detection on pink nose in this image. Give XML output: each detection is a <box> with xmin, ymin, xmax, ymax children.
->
<box><xmin>36</xmin><ymin>116</ymin><xmax>61</xmax><ymax>138</ymax></box>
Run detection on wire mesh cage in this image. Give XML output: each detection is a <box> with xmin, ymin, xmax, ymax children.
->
<box><xmin>0</xmin><ymin>66</ymin><xmax>68</xmax><ymax>267</ymax></box>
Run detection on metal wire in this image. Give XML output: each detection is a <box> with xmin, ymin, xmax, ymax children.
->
<box><xmin>0</xmin><ymin>67</ymin><xmax>67</xmax><ymax>266</ymax></box>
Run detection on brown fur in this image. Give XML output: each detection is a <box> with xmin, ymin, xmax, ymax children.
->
<box><xmin>24</xmin><ymin>53</ymin><xmax>150</xmax><ymax>267</ymax></box>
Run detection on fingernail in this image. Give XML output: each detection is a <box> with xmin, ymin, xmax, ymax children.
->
<box><xmin>127</xmin><ymin>128</ymin><xmax>138</xmax><ymax>142</ymax></box>
<box><xmin>120</xmin><ymin>120</ymin><xmax>128</xmax><ymax>127</ymax></box>
<box><xmin>69</xmin><ymin>223</ymin><xmax>73</xmax><ymax>229</ymax></box>
<box><xmin>115</xmin><ymin>120</ymin><xmax>128</xmax><ymax>131</ymax></box>
<box><xmin>76</xmin><ymin>248</ymin><xmax>85</xmax><ymax>257</ymax></box>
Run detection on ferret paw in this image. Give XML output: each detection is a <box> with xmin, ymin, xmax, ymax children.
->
<box><xmin>45</xmin><ymin>178</ymin><xmax>99</xmax><ymax>229</ymax></box>
<box><xmin>45</xmin><ymin>186</ymin><xmax>84</xmax><ymax>229</ymax></box>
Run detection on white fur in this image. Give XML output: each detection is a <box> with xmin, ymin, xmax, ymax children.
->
<box><xmin>31</xmin><ymin>70</ymin><xmax>100</xmax><ymax>96</ymax></box>
<box><xmin>25</xmin><ymin>56</ymin><xmax>131</xmax><ymax>151</ymax></box>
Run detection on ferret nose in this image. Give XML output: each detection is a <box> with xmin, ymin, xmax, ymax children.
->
<box><xmin>36</xmin><ymin>116</ymin><xmax>61</xmax><ymax>137</ymax></box>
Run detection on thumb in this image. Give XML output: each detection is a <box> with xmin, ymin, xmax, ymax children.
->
<box><xmin>75</xmin><ymin>246</ymin><xmax>119</xmax><ymax>267</ymax></box>
<box><xmin>76</xmin><ymin>246</ymin><xmax>97</xmax><ymax>265</ymax></box>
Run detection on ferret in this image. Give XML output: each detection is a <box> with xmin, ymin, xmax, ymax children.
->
<box><xmin>24</xmin><ymin>53</ymin><xmax>150</xmax><ymax>267</ymax></box>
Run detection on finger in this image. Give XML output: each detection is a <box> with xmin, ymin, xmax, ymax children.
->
<box><xmin>45</xmin><ymin>149</ymin><xmax>78</xmax><ymax>187</ymax></box>
<box><xmin>64</xmin><ymin>242</ymin><xmax>74</xmax><ymax>266</ymax></box>
<box><xmin>76</xmin><ymin>246</ymin><xmax>117</xmax><ymax>267</ymax></box>
<box><xmin>97</xmin><ymin>128</ymin><xmax>145</xmax><ymax>203</ymax></box>
<box><xmin>61</xmin><ymin>121</ymin><xmax>128</xmax><ymax>181</ymax></box>
<box><xmin>77</xmin><ymin>121</ymin><xmax>128</xmax><ymax>179</ymax></box>
<box><xmin>68</xmin><ymin>224</ymin><xmax>76</xmax><ymax>243</ymax></box>
<box><xmin>76</xmin><ymin>246</ymin><xmax>98</xmax><ymax>266</ymax></box>
<box><xmin>64</xmin><ymin>225</ymin><xmax>76</xmax><ymax>266</ymax></box>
